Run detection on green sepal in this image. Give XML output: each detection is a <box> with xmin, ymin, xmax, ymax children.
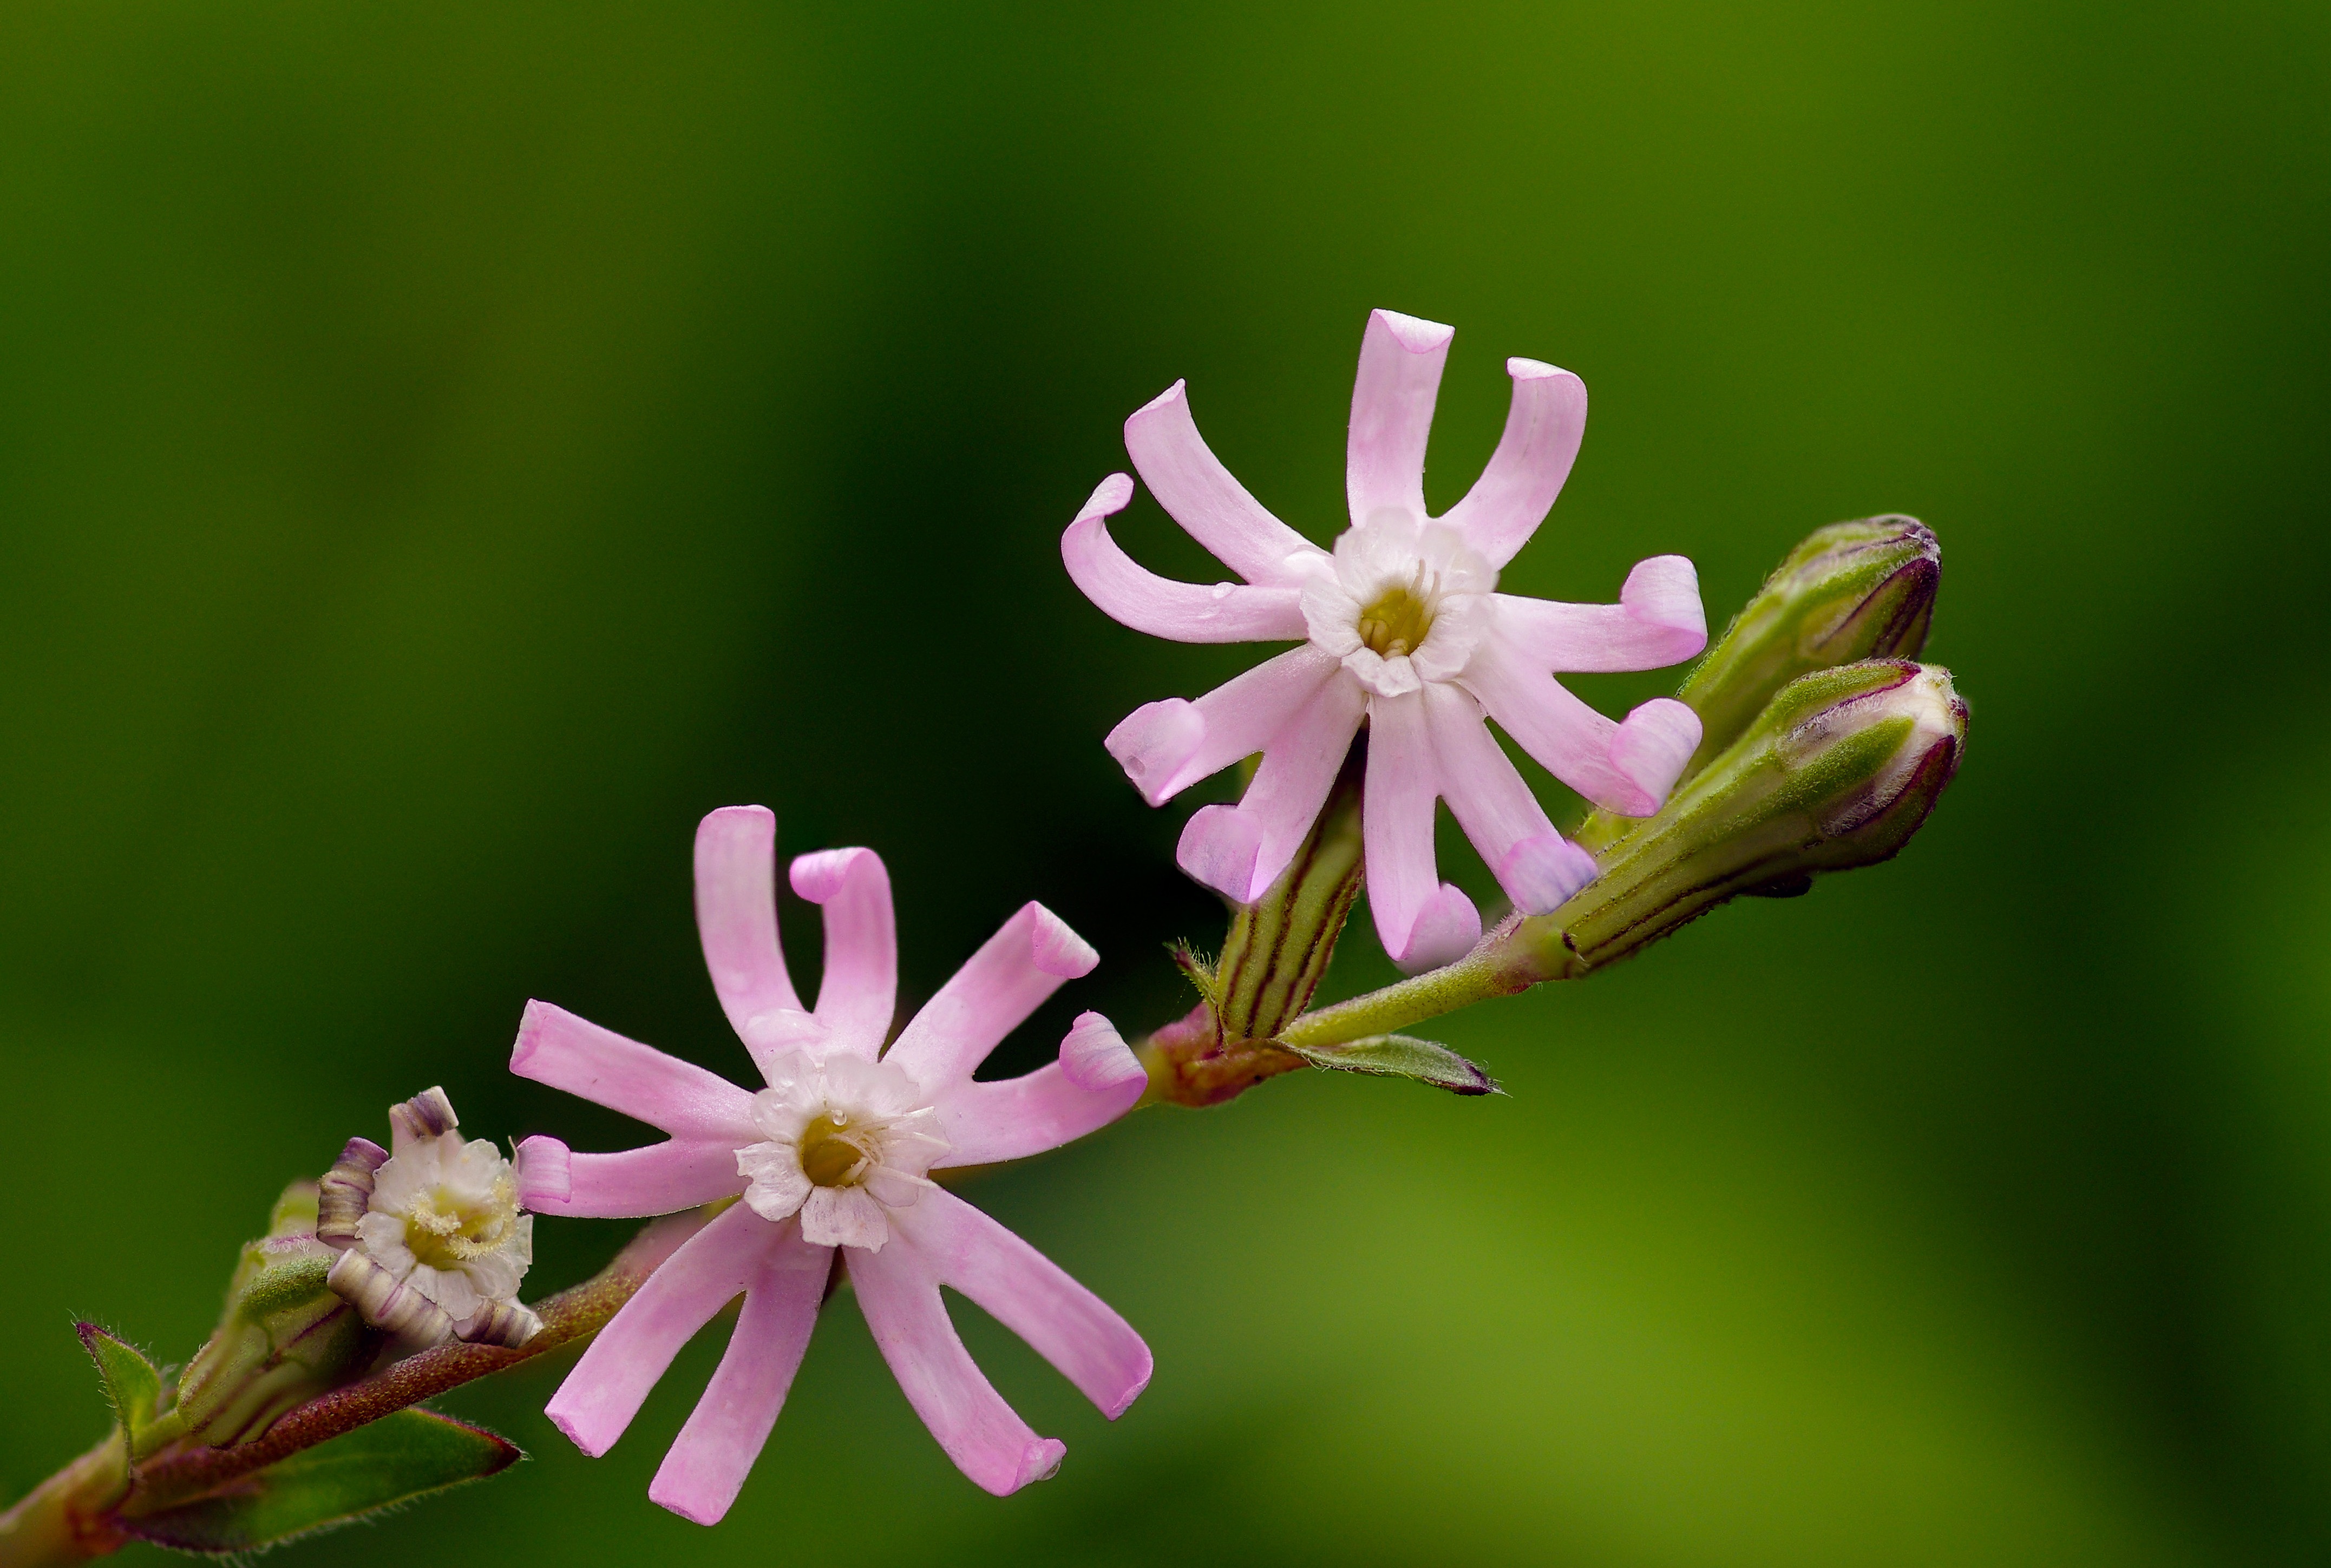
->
<box><xmin>76</xmin><ymin>1324</ymin><xmax>167</xmax><ymax>1457</ymax></box>
<box><xmin>1215</xmin><ymin>739</ymin><xmax>1366</xmax><ymax>1044</ymax></box>
<box><xmin>1280</xmin><ymin>1034</ymin><xmax>1500</xmax><ymax>1095</ymax></box>
<box><xmin>119</xmin><ymin>1407</ymin><xmax>521</xmax><ymax>1556</ymax></box>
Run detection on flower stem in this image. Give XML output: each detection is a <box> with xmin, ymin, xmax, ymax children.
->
<box><xmin>0</xmin><ymin>1433</ymin><xmax>128</xmax><ymax>1568</ymax></box>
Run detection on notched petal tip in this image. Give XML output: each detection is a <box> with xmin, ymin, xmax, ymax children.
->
<box><xmin>1060</xmin><ymin>1012</ymin><xmax>1145</xmax><ymax>1094</ymax></box>
<box><xmin>1025</xmin><ymin>903</ymin><xmax>1099</xmax><ymax>979</ymax></box>
<box><xmin>1127</xmin><ymin>377</ymin><xmax>1190</xmax><ymax>427</ymax></box>
<box><xmin>1610</xmin><ymin>698</ymin><xmax>1703</xmax><ymax>810</ymax></box>
<box><xmin>1012</xmin><ymin>1438</ymin><xmax>1068</xmax><ymax>1493</ymax></box>
<box><xmin>1497</xmin><ymin>833</ymin><xmax>1599</xmax><ymax>915</ymax></box>
<box><xmin>1078</xmin><ymin>472</ymin><xmax>1136</xmax><ymax>521</ymax></box>
<box><xmin>1371</xmin><ymin>307</ymin><xmax>1455</xmax><ymax>352</ymax></box>
<box><xmin>1105</xmin><ymin>698</ymin><xmax>1207</xmax><ymax>805</ymax></box>
<box><xmin>1505</xmin><ymin>355</ymin><xmax>1567</xmax><ymax>382</ymax></box>
<box><xmin>1390</xmin><ymin>884</ymin><xmax>1482</xmax><ymax>974</ymax></box>
<box><xmin>1177</xmin><ymin>805</ymin><xmax>1263</xmax><ymax>903</ymax></box>
<box><xmin>1102</xmin><ymin>1350</ymin><xmax>1154</xmax><ymax>1420</ymax></box>
<box><xmin>1621</xmin><ymin>553</ymin><xmax>1708</xmax><ymax>655</ymax></box>
<box><xmin>515</xmin><ymin>1135</ymin><xmax>573</xmax><ymax>1206</ymax></box>
<box><xmin>788</xmin><ymin>845</ymin><xmax>883</xmax><ymax>904</ymax></box>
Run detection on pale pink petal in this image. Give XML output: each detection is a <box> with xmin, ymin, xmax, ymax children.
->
<box><xmin>802</xmin><ymin>1185</ymin><xmax>890</xmax><ymax>1250</ymax></box>
<box><xmin>1609</xmin><ymin>697</ymin><xmax>1703</xmax><ymax>804</ymax></box>
<box><xmin>1497</xmin><ymin>834</ymin><xmax>1600</xmax><ymax>914</ymax></box>
<box><xmin>883</xmin><ymin>902</ymin><xmax>1098</xmax><ymax>1091</ymax></box>
<box><xmin>1460</xmin><ymin>637</ymin><xmax>1660</xmax><ymax>816</ymax></box>
<box><xmin>1220</xmin><ymin>668</ymin><xmax>1367</xmax><ymax>899</ymax></box>
<box><xmin>891</xmin><ymin>1189</ymin><xmax>1151</xmax><ymax>1420</ymax></box>
<box><xmin>695</xmin><ymin>807</ymin><xmax>807</xmax><ymax>1054</ymax></box>
<box><xmin>1058</xmin><ymin>1012</ymin><xmax>1145</xmax><ymax>1093</ymax></box>
<box><xmin>646</xmin><ymin>1223</ymin><xmax>830</xmax><ymax>1526</ymax></box>
<box><xmin>848</xmin><ymin>1242</ymin><xmax>1065</xmax><ymax>1495</ymax></box>
<box><xmin>1176</xmin><ymin>805</ymin><xmax>1260</xmax><ymax>902</ymax></box>
<box><xmin>1400</xmin><ymin>884</ymin><xmax>1484</xmax><ymax>972</ymax></box>
<box><xmin>1420</xmin><ymin>681</ymin><xmax>1589</xmax><ymax>916</ymax></box>
<box><xmin>1063</xmin><ymin>479</ymin><xmax>1308</xmax><ymax>644</ymax></box>
<box><xmin>508</xmin><ymin>1000</ymin><xmax>757</xmax><ymax>1140</ymax></box>
<box><xmin>1123</xmin><ymin>382</ymin><xmax>1326</xmax><ymax>588</ymax></box>
<box><xmin>931</xmin><ymin>1060</ymin><xmax>1144</xmax><ymax>1167</ymax></box>
<box><xmin>1347</xmin><ymin>309</ymin><xmax>1453</xmax><ymax>526</ymax></box>
<box><xmin>1439</xmin><ymin>359</ymin><xmax>1589</xmax><ymax>568</ymax></box>
<box><xmin>789</xmin><ymin>848</ymin><xmax>895</xmax><ymax>1060</ymax></box>
<box><xmin>544</xmin><ymin>1202</ymin><xmax>776</xmax><ymax>1457</ymax></box>
<box><xmin>1491</xmin><ymin>556</ymin><xmax>1707</xmax><ymax>673</ymax></box>
<box><xmin>519</xmin><ymin>1137</ymin><xmax>745</xmax><ymax>1219</ymax></box>
<box><xmin>1106</xmin><ymin>645</ymin><xmax>1341</xmax><ymax>806</ymax></box>
<box><xmin>1360</xmin><ymin>689</ymin><xmax>1442</xmax><ymax>961</ymax></box>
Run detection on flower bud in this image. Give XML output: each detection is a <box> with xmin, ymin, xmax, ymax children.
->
<box><xmin>1574</xmin><ymin>517</ymin><xmax>1939</xmax><ymax>852</ymax></box>
<box><xmin>167</xmin><ymin>1182</ymin><xmax>376</xmax><ymax>1448</ymax></box>
<box><xmin>1529</xmin><ymin>660</ymin><xmax>1966</xmax><ymax>976</ymax></box>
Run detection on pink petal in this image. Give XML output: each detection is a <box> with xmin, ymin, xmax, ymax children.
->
<box><xmin>695</xmin><ymin>807</ymin><xmax>807</xmax><ymax>1055</ymax></box>
<box><xmin>1609</xmin><ymin>697</ymin><xmax>1703</xmax><ymax>804</ymax></box>
<box><xmin>1063</xmin><ymin>480</ymin><xmax>1308</xmax><ymax>643</ymax></box>
<box><xmin>1123</xmin><ymin>381</ymin><xmax>1326</xmax><ymax>589</ymax></box>
<box><xmin>1215</xmin><ymin>668</ymin><xmax>1367</xmax><ymax>900</ymax></box>
<box><xmin>508</xmin><ymin>1000</ymin><xmax>757</xmax><ymax>1140</ymax></box>
<box><xmin>1058</xmin><ymin>1012</ymin><xmax>1145</xmax><ymax>1093</ymax></box>
<box><xmin>789</xmin><ymin>848</ymin><xmax>895</xmax><ymax>1060</ymax></box>
<box><xmin>1176</xmin><ymin>805</ymin><xmax>1261</xmax><ymax>902</ymax></box>
<box><xmin>1104</xmin><ymin>699</ymin><xmax>1207</xmax><ymax>808</ymax></box>
<box><xmin>646</xmin><ymin>1223</ymin><xmax>831</xmax><ymax>1525</ymax></box>
<box><xmin>891</xmin><ymin>1189</ymin><xmax>1151</xmax><ymax>1420</ymax></box>
<box><xmin>883</xmin><ymin>902</ymin><xmax>1098</xmax><ymax>1092</ymax></box>
<box><xmin>1346</xmin><ymin>309</ymin><xmax>1453</xmax><ymax>526</ymax></box>
<box><xmin>519</xmin><ymin>1137</ymin><xmax>745</xmax><ymax>1219</ymax></box>
<box><xmin>1400</xmin><ymin>884</ymin><xmax>1484</xmax><ymax>972</ymax></box>
<box><xmin>1419</xmin><ymin>681</ymin><xmax>1585</xmax><ymax>916</ymax></box>
<box><xmin>931</xmin><ymin>1060</ymin><xmax>1144</xmax><ymax>1167</ymax></box>
<box><xmin>544</xmin><ymin>1202</ymin><xmax>781</xmax><ymax>1458</ymax></box>
<box><xmin>1440</xmin><ymin>359</ymin><xmax>1589</xmax><ymax>569</ymax></box>
<box><xmin>1106</xmin><ymin>645</ymin><xmax>1342</xmax><ymax>806</ymax></box>
<box><xmin>1461</xmin><ymin>637</ymin><xmax>1660</xmax><ymax>816</ymax></box>
<box><xmin>847</xmin><ymin>1240</ymin><xmax>1066</xmax><ymax>1495</ymax></box>
<box><xmin>1359</xmin><ymin>689</ymin><xmax>1442</xmax><ymax>961</ymax></box>
<box><xmin>1491</xmin><ymin>556</ymin><xmax>1707</xmax><ymax>673</ymax></box>
<box><xmin>1496</xmin><ymin>834</ymin><xmax>1600</xmax><ymax>914</ymax></box>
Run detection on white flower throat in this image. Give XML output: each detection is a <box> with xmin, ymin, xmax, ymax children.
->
<box><xmin>1300</xmin><ymin>513</ymin><xmax>1496</xmax><ymax>698</ymax></box>
<box><xmin>736</xmin><ymin>1052</ymin><xmax>951</xmax><ymax>1251</ymax></box>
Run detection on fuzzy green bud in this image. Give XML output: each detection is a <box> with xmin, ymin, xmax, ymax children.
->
<box><xmin>161</xmin><ymin>1181</ymin><xmax>376</xmax><ymax>1450</ymax></box>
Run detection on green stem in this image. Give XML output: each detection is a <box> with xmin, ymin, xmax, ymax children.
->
<box><xmin>1274</xmin><ymin>913</ymin><xmax>1576</xmax><ymax>1051</ymax></box>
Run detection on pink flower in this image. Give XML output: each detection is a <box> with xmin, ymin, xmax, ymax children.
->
<box><xmin>1064</xmin><ymin>309</ymin><xmax>1710</xmax><ymax>970</ymax></box>
<box><xmin>512</xmin><ymin>806</ymin><xmax>1151</xmax><ymax>1524</ymax></box>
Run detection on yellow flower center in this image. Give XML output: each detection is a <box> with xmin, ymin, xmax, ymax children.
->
<box><xmin>402</xmin><ymin>1179</ymin><xmax>519</xmax><ymax>1270</ymax></box>
<box><xmin>798</xmin><ymin>1114</ymin><xmax>872</xmax><ymax>1188</ymax></box>
<box><xmin>1357</xmin><ymin>581</ymin><xmax>1436</xmax><ymax>658</ymax></box>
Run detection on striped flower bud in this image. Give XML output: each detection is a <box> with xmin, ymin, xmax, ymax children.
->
<box><xmin>1576</xmin><ymin>517</ymin><xmax>1941</xmax><ymax>853</ymax></box>
<box><xmin>1531</xmin><ymin>659</ymin><xmax>1966</xmax><ymax>975</ymax></box>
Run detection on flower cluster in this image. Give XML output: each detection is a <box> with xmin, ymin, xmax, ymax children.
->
<box><xmin>8</xmin><ymin>310</ymin><xmax>1965</xmax><ymax>1562</ymax></box>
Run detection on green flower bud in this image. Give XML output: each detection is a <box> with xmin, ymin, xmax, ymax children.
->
<box><xmin>1576</xmin><ymin>517</ymin><xmax>1939</xmax><ymax>852</ymax></box>
<box><xmin>162</xmin><ymin>1180</ymin><xmax>376</xmax><ymax>1450</ymax></box>
<box><xmin>1535</xmin><ymin>659</ymin><xmax>1966</xmax><ymax>976</ymax></box>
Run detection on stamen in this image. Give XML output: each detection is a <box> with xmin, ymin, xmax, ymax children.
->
<box><xmin>1357</xmin><ymin>570</ymin><xmax>1438</xmax><ymax>657</ymax></box>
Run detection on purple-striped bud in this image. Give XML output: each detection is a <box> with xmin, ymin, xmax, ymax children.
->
<box><xmin>315</xmin><ymin>1137</ymin><xmax>387</xmax><ymax>1250</ymax></box>
<box><xmin>1531</xmin><ymin>660</ymin><xmax>1966</xmax><ymax>976</ymax></box>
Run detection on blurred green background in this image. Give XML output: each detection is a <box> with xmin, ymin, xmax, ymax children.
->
<box><xmin>3</xmin><ymin>1</ymin><xmax>2326</xmax><ymax>1563</ymax></box>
